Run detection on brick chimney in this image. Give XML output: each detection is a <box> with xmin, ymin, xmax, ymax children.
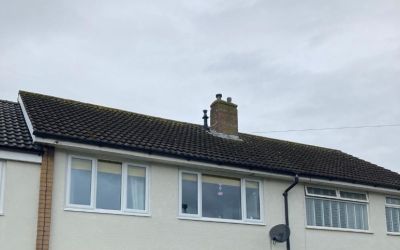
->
<box><xmin>210</xmin><ymin>94</ymin><xmax>238</xmax><ymax>136</ymax></box>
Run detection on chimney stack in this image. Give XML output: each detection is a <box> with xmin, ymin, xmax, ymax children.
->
<box><xmin>210</xmin><ymin>94</ymin><xmax>238</xmax><ymax>136</ymax></box>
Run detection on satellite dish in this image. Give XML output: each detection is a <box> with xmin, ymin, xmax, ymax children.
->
<box><xmin>269</xmin><ymin>224</ymin><xmax>290</xmax><ymax>243</ymax></box>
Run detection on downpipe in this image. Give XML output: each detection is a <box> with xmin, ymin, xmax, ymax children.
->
<box><xmin>283</xmin><ymin>174</ymin><xmax>299</xmax><ymax>250</ymax></box>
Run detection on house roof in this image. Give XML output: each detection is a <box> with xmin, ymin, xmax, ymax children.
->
<box><xmin>19</xmin><ymin>91</ymin><xmax>400</xmax><ymax>190</ymax></box>
<box><xmin>0</xmin><ymin>99</ymin><xmax>42</xmax><ymax>154</ymax></box>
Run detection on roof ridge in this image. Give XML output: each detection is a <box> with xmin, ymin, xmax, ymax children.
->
<box><xmin>19</xmin><ymin>90</ymin><xmax>203</xmax><ymax>128</ymax></box>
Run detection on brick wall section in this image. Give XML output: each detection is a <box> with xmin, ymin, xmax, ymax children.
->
<box><xmin>36</xmin><ymin>146</ymin><xmax>54</xmax><ymax>250</ymax></box>
<box><xmin>210</xmin><ymin>98</ymin><xmax>238</xmax><ymax>136</ymax></box>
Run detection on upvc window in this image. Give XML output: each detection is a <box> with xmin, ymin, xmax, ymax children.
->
<box><xmin>305</xmin><ymin>186</ymin><xmax>369</xmax><ymax>231</ymax></box>
<box><xmin>66</xmin><ymin>156</ymin><xmax>149</xmax><ymax>215</ymax></box>
<box><xmin>386</xmin><ymin>197</ymin><xmax>400</xmax><ymax>233</ymax></box>
<box><xmin>179</xmin><ymin>171</ymin><xmax>263</xmax><ymax>223</ymax></box>
<box><xmin>0</xmin><ymin>161</ymin><xmax>4</xmax><ymax>215</ymax></box>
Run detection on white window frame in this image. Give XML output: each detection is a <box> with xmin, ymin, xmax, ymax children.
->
<box><xmin>65</xmin><ymin>155</ymin><xmax>150</xmax><ymax>216</ymax></box>
<box><xmin>386</xmin><ymin>196</ymin><xmax>400</xmax><ymax>235</ymax></box>
<box><xmin>0</xmin><ymin>160</ymin><xmax>5</xmax><ymax>215</ymax></box>
<box><xmin>178</xmin><ymin>170</ymin><xmax>264</xmax><ymax>225</ymax></box>
<box><xmin>305</xmin><ymin>186</ymin><xmax>370</xmax><ymax>232</ymax></box>
<box><xmin>305</xmin><ymin>186</ymin><xmax>369</xmax><ymax>202</ymax></box>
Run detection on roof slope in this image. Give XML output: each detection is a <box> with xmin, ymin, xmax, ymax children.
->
<box><xmin>0</xmin><ymin>99</ymin><xmax>41</xmax><ymax>154</ymax></box>
<box><xmin>19</xmin><ymin>91</ymin><xmax>400</xmax><ymax>190</ymax></box>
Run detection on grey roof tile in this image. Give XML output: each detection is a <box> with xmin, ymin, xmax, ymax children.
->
<box><xmin>19</xmin><ymin>91</ymin><xmax>400</xmax><ymax>190</ymax></box>
<box><xmin>0</xmin><ymin>99</ymin><xmax>41</xmax><ymax>154</ymax></box>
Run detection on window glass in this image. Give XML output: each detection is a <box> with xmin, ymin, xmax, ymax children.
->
<box><xmin>307</xmin><ymin>187</ymin><xmax>336</xmax><ymax>197</ymax></box>
<box><xmin>386</xmin><ymin>197</ymin><xmax>400</xmax><ymax>233</ymax></box>
<box><xmin>340</xmin><ymin>191</ymin><xmax>367</xmax><ymax>201</ymax></box>
<box><xmin>70</xmin><ymin>158</ymin><xmax>92</xmax><ymax>206</ymax></box>
<box><xmin>306</xmin><ymin>197</ymin><xmax>369</xmax><ymax>230</ymax></box>
<box><xmin>181</xmin><ymin>173</ymin><xmax>198</xmax><ymax>214</ymax></box>
<box><xmin>127</xmin><ymin>166</ymin><xmax>146</xmax><ymax>211</ymax></box>
<box><xmin>202</xmin><ymin>175</ymin><xmax>241</xmax><ymax>220</ymax></box>
<box><xmin>387</xmin><ymin>197</ymin><xmax>400</xmax><ymax>206</ymax></box>
<box><xmin>96</xmin><ymin>161</ymin><xmax>122</xmax><ymax>210</ymax></box>
<box><xmin>246</xmin><ymin>180</ymin><xmax>260</xmax><ymax>220</ymax></box>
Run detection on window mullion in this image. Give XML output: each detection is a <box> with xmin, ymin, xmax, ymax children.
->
<box><xmin>121</xmin><ymin>163</ymin><xmax>127</xmax><ymax>212</ymax></box>
<box><xmin>241</xmin><ymin>179</ymin><xmax>246</xmax><ymax>221</ymax></box>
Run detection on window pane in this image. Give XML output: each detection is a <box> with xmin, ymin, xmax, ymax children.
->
<box><xmin>340</xmin><ymin>191</ymin><xmax>367</xmax><ymax>201</ymax></box>
<box><xmin>331</xmin><ymin>201</ymin><xmax>340</xmax><ymax>228</ymax></box>
<box><xmin>305</xmin><ymin>197</ymin><xmax>369</xmax><ymax>230</ymax></box>
<box><xmin>306</xmin><ymin>198</ymin><xmax>315</xmax><ymax>226</ymax></box>
<box><xmin>354</xmin><ymin>204</ymin><xmax>363</xmax><ymax>229</ymax></box>
<box><xmin>96</xmin><ymin>161</ymin><xmax>122</xmax><ymax>210</ymax></box>
<box><xmin>246</xmin><ymin>181</ymin><xmax>260</xmax><ymax>220</ymax></box>
<box><xmin>339</xmin><ymin>202</ymin><xmax>347</xmax><ymax>228</ymax></box>
<box><xmin>307</xmin><ymin>187</ymin><xmax>336</xmax><ymax>197</ymax></box>
<box><xmin>70</xmin><ymin>158</ymin><xmax>92</xmax><ymax>206</ymax></box>
<box><xmin>386</xmin><ymin>207</ymin><xmax>394</xmax><ymax>232</ymax></box>
<box><xmin>181</xmin><ymin>173</ymin><xmax>198</xmax><ymax>214</ymax></box>
<box><xmin>393</xmin><ymin>208</ymin><xmax>400</xmax><ymax>232</ymax></box>
<box><xmin>202</xmin><ymin>175</ymin><xmax>241</xmax><ymax>220</ymax></box>
<box><xmin>387</xmin><ymin>197</ymin><xmax>400</xmax><ymax>206</ymax></box>
<box><xmin>347</xmin><ymin>203</ymin><xmax>356</xmax><ymax>229</ymax></box>
<box><xmin>323</xmin><ymin>200</ymin><xmax>332</xmax><ymax>226</ymax></box>
<box><xmin>362</xmin><ymin>205</ymin><xmax>369</xmax><ymax>230</ymax></box>
<box><xmin>314</xmin><ymin>199</ymin><xmax>323</xmax><ymax>226</ymax></box>
<box><xmin>127</xmin><ymin>166</ymin><xmax>146</xmax><ymax>210</ymax></box>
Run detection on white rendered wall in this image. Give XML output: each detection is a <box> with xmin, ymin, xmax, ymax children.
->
<box><xmin>0</xmin><ymin>159</ymin><xmax>41</xmax><ymax>250</ymax></box>
<box><xmin>50</xmin><ymin>148</ymin><xmax>400</xmax><ymax>250</ymax></box>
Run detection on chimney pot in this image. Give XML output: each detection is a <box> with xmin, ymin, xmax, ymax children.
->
<box><xmin>216</xmin><ymin>93</ymin><xmax>222</xmax><ymax>100</ymax></box>
<box><xmin>227</xmin><ymin>97</ymin><xmax>232</xmax><ymax>103</ymax></box>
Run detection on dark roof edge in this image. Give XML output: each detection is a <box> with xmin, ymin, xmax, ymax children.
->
<box><xmin>0</xmin><ymin>145</ymin><xmax>43</xmax><ymax>155</ymax></box>
<box><xmin>19</xmin><ymin>90</ymin><xmax>354</xmax><ymax>154</ymax></box>
<box><xmin>33</xmin><ymin>130</ymin><xmax>400</xmax><ymax>191</ymax></box>
<box><xmin>18</xmin><ymin>90</ymin><xmax>202</xmax><ymax>127</ymax></box>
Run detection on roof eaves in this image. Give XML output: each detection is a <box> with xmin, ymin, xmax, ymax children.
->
<box><xmin>33</xmin><ymin>131</ymin><xmax>400</xmax><ymax>191</ymax></box>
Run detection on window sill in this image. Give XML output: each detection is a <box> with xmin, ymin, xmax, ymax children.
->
<box><xmin>177</xmin><ymin>216</ymin><xmax>265</xmax><ymax>226</ymax></box>
<box><xmin>64</xmin><ymin>207</ymin><xmax>151</xmax><ymax>217</ymax></box>
<box><xmin>387</xmin><ymin>232</ymin><xmax>400</xmax><ymax>236</ymax></box>
<box><xmin>306</xmin><ymin>226</ymin><xmax>373</xmax><ymax>234</ymax></box>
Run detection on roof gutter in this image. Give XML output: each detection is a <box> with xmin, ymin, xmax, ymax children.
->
<box><xmin>30</xmin><ymin>136</ymin><xmax>400</xmax><ymax>195</ymax></box>
<box><xmin>283</xmin><ymin>175</ymin><xmax>299</xmax><ymax>250</ymax></box>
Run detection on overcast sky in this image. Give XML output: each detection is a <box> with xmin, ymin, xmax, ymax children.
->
<box><xmin>1</xmin><ymin>0</ymin><xmax>399</xmax><ymax>173</ymax></box>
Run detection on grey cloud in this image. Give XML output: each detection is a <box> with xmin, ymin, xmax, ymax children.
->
<box><xmin>0</xmin><ymin>0</ymin><xmax>399</xmax><ymax>172</ymax></box>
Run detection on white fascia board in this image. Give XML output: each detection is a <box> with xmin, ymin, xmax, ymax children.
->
<box><xmin>0</xmin><ymin>150</ymin><xmax>42</xmax><ymax>164</ymax></box>
<box><xmin>34</xmin><ymin>136</ymin><xmax>400</xmax><ymax>195</ymax></box>
<box><xmin>17</xmin><ymin>94</ymin><xmax>36</xmax><ymax>142</ymax></box>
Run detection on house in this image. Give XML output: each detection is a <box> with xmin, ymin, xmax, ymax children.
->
<box><xmin>0</xmin><ymin>91</ymin><xmax>399</xmax><ymax>250</ymax></box>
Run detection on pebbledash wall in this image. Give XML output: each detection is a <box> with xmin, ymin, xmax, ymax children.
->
<box><xmin>0</xmin><ymin>158</ymin><xmax>41</xmax><ymax>250</ymax></box>
<box><xmin>48</xmin><ymin>148</ymin><xmax>399</xmax><ymax>250</ymax></box>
